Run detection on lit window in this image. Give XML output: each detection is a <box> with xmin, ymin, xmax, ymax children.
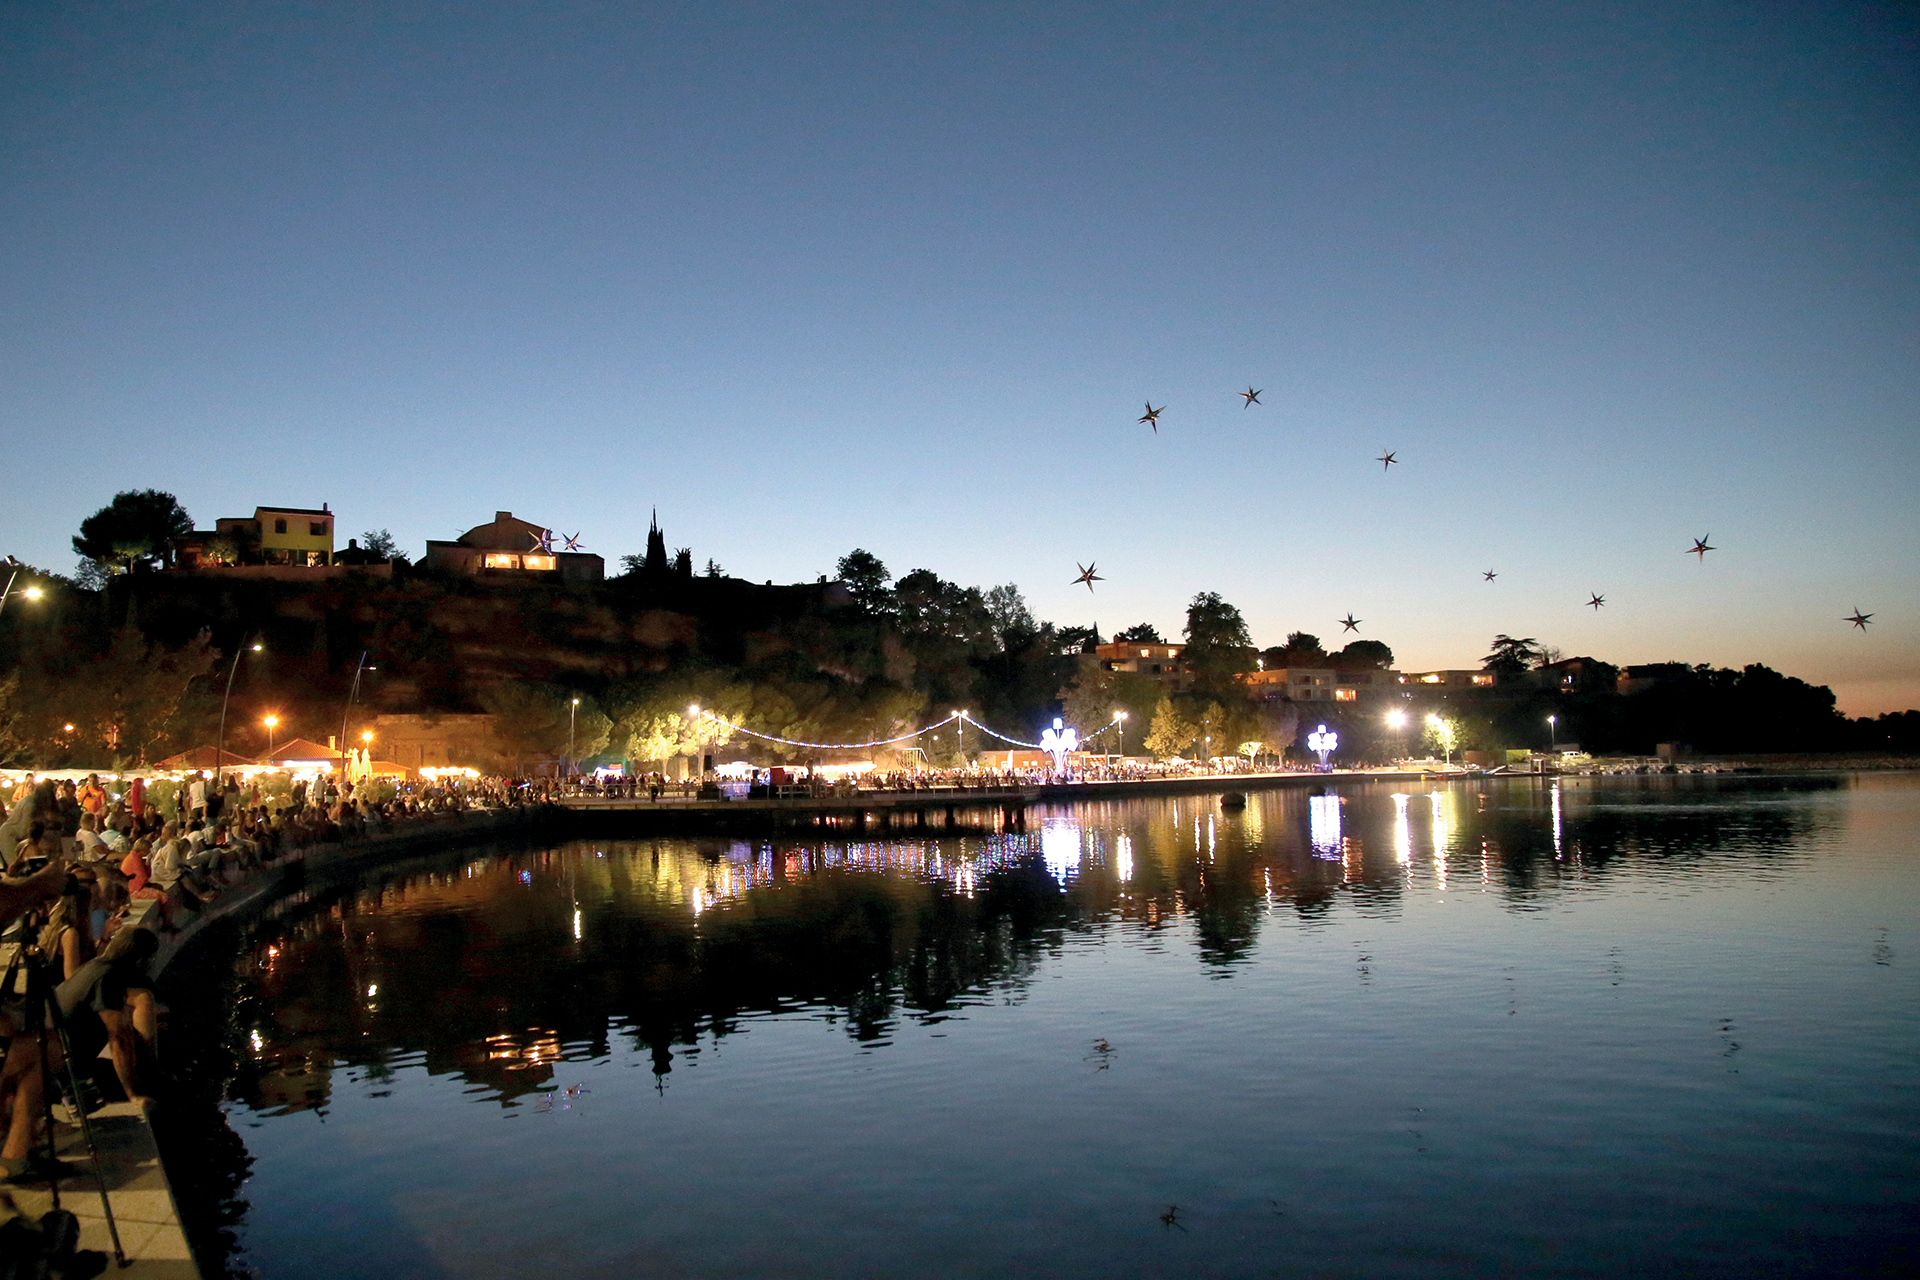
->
<box><xmin>523</xmin><ymin>554</ymin><xmax>556</xmax><ymax>571</ymax></box>
<box><xmin>1421</xmin><ymin>674</ymin><xmax>1441</xmax><ymax>684</ymax></box>
<box><xmin>1335</xmin><ymin>688</ymin><xmax>1357</xmax><ymax>701</ymax></box>
<box><xmin>1473</xmin><ymin>674</ymin><xmax>1493</xmax><ymax>685</ymax></box>
<box><xmin>483</xmin><ymin>553</ymin><xmax>519</xmax><ymax>569</ymax></box>
<box><xmin>1140</xmin><ymin>649</ymin><xmax>1150</xmax><ymax>658</ymax></box>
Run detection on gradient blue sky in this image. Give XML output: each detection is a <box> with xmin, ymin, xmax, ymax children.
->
<box><xmin>4</xmin><ymin>1</ymin><xmax>1916</xmax><ymax>712</ymax></box>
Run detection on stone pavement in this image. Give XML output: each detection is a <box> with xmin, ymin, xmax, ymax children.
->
<box><xmin>3</xmin><ymin>1099</ymin><xmax>196</xmax><ymax>1276</ymax></box>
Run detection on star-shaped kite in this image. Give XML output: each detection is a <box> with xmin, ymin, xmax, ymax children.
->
<box><xmin>529</xmin><ymin>529</ymin><xmax>555</xmax><ymax>554</ymax></box>
<box><xmin>1338</xmin><ymin>613</ymin><xmax>1362</xmax><ymax>632</ymax></box>
<box><xmin>1240</xmin><ymin>387</ymin><xmax>1262</xmax><ymax>408</ymax></box>
<box><xmin>1483</xmin><ymin>570</ymin><xmax>1498</xmax><ymax>582</ymax></box>
<box><xmin>1587</xmin><ymin>592</ymin><xmax>1606</xmax><ymax>610</ymax></box>
<box><xmin>1377</xmin><ymin>450</ymin><xmax>1398</xmax><ymax>470</ymax></box>
<box><xmin>562</xmin><ymin>532</ymin><xmax>585</xmax><ymax>552</ymax></box>
<box><xmin>1845</xmin><ymin>608</ymin><xmax>1873</xmax><ymax>630</ymax></box>
<box><xmin>1139</xmin><ymin>403</ymin><xmax>1164</xmax><ymax>432</ymax></box>
<box><xmin>1074</xmin><ymin>562</ymin><xmax>1104</xmax><ymax>592</ymax></box>
<box><xmin>1688</xmin><ymin>535</ymin><xmax>1715</xmax><ymax>561</ymax></box>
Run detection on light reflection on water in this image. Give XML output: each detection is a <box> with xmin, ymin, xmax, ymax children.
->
<box><xmin>208</xmin><ymin>774</ymin><xmax>1919</xmax><ymax>1279</ymax></box>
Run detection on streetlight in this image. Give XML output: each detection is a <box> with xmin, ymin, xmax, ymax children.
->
<box><xmin>0</xmin><ymin>557</ymin><xmax>44</xmax><ymax>616</ymax></box>
<box><xmin>217</xmin><ymin>638</ymin><xmax>264</xmax><ymax>773</ymax></box>
<box><xmin>1547</xmin><ymin>714</ymin><xmax>1558</xmax><ymax>752</ymax></box>
<box><xmin>1425</xmin><ymin>713</ymin><xmax>1456</xmax><ymax>767</ymax></box>
<box><xmin>569</xmin><ymin>697</ymin><xmax>580</xmax><ymax>777</ymax></box>
<box><xmin>337</xmin><ymin>651</ymin><xmax>370</xmax><ymax>784</ymax></box>
<box><xmin>262</xmin><ymin>714</ymin><xmax>280</xmax><ymax>758</ymax></box>
<box><xmin>1113</xmin><ymin>709</ymin><xmax>1128</xmax><ymax>761</ymax></box>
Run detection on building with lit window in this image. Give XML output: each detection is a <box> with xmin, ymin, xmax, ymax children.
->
<box><xmin>423</xmin><ymin>511</ymin><xmax>604</xmax><ymax>584</ymax></box>
<box><xmin>1396</xmin><ymin>669</ymin><xmax>1497</xmax><ymax>689</ymax></box>
<box><xmin>176</xmin><ymin>503</ymin><xmax>337</xmax><ymax>568</ymax></box>
<box><xmin>1088</xmin><ymin>641</ymin><xmax>1190</xmax><ymax>691</ymax></box>
<box><xmin>1240</xmin><ymin>667</ymin><xmax>1400</xmax><ymax>703</ymax></box>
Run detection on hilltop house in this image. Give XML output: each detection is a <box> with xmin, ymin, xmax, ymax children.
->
<box><xmin>423</xmin><ymin>511</ymin><xmax>604</xmax><ymax>584</ymax></box>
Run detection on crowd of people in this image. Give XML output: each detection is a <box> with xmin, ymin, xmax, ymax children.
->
<box><xmin>0</xmin><ymin>766</ymin><xmax>557</xmax><ymax>1186</ymax></box>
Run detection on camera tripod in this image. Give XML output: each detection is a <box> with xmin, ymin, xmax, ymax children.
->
<box><xmin>5</xmin><ymin>945</ymin><xmax>128</xmax><ymax>1269</ymax></box>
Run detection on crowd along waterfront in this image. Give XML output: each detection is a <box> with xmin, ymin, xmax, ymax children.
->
<box><xmin>152</xmin><ymin>771</ymin><xmax>1920</xmax><ymax>1278</ymax></box>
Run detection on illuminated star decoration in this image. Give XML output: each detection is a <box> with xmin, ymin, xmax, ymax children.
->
<box><xmin>1073</xmin><ymin>562</ymin><xmax>1104</xmax><ymax>592</ymax></box>
<box><xmin>1377</xmin><ymin>450</ymin><xmax>1397</xmax><ymax>470</ymax></box>
<box><xmin>1483</xmin><ymin>570</ymin><xmax>1498</xmax><ymax>582</ymax></box>
<box><xmin>1240</xmin><ymin>387</ymin><xmax>1262</xmax><ymax>408</ymax></box>
<box><xmin>1845</xmin><ymin>608</ymin><xmax>1873</xmax><ymax>630</ymax></box>
<box><xmin>1688</xmin><ymin>535</ymin><xmax>1715</xmax><ymax>561</ymax></box>
<box><xmin>529</xmin><ymin>528</ymin><xmax>555</xmax><ymax>554</ymax></box>
<box><xmin>1138</xmin><ymin>403</ymin><xmax>1164</xmax><ymax>433</ymax></box>
<box><xmin>1338</xmin><ymin>613</ymin><xmax>1362</xmax><ymax>632</ymax></box>
<box><xmin>561</xmin><ymin>532</ymin><xmax>585</xmax><ymax>552</ymax></box>
<box><xmin>1587</xmin><ymin>592</ymin><xmax>1606</xmax><ymax>610</ymax></box>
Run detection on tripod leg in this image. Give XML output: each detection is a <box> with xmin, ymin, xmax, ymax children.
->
<box><xmin>48</xmin><ymin>1008</ymin><xmax>126</xmax><ymax>1267</ymax></box>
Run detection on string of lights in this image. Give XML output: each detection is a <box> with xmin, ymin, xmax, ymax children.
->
<box><xmin>689</xmin><ymin>705</ymin><xmax>1121</xmax><ymax>755</ymax></box>
<box><xmin>690</xmin><ymin>706</ymin><xmax>962</xmax><ymax>750</ymax></box>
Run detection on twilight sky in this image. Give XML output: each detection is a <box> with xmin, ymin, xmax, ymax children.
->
<box><xmin>3</xmin><ymin>1</ymin><xmax>1916</xmax><ymax>713</ymax></box>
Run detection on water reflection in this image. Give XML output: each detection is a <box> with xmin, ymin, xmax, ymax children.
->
<box><xmin>222</xmin><ymin>776</ymin><xmax>1843</xmax><ymax>1125</ymax></box>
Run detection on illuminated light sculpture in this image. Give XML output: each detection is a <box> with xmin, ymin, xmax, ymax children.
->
<box><xmin>1039</xmin><ymin>717</ymin><xmax>1079</xmax><ymax>774</ymax></box>
<box><xmin>530</xmin><ymin>528</ymin><xmax>556</xmax><ymax>554</ymax></box>
<box><xmin>1307</xmin><ymin>723</ymin><xmax>1338</xmax><ymax>771</ymax></box>
<box><xmin>1309</xmin><ymin>792</ymin><xmax>1342</xmax><ymax>859</ymax></box>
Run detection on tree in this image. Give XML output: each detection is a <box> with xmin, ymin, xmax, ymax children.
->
<box><xmin>984</xmin><ymin>584</ymin><xmax>1035</xmax><ymax>645</ymax></box>
<box><xmin>1114</xmin><ymin>622</ymin><xmax>1163</xmax><ymax>643</ymax></box>
<box><xmin>1183</xmin><ymin>592</ymin><xmax>1254</xmax><ymax>694</ymax></box>
<box><xmin>72</xmin><ymin>490</ymin><xmax>193</xmax><ymax>575</ymax></box>
<box><xmin>1483</xmin><ymin>635</ymin><xmax>1543</xmax><ymax>676</ymax></box>
<box><xmin>704</xmin><ymin>558</ymin><xmax>725</xmax><ymax>578</ymax></box>
<box><xmin>836</xmin><ymin>549</ymin><xmax>893</xmax><ymax>613</ymax></box>
<box><xmin>1144</xmin><ymin>696</ymin><xmax>1199</xmax><ymax>758</ymax></box>
<box><xmin>479</xmin><ymin>684</ymin><xmax>611</xmax><ymax>774</ymax></box>
<box><xmin>360</xmin><ymin>529</ymin><xmax>399</xmax><ymax>560</ymax></box>
<box><xmin>1334</xmin><ymin>639</ymin><xmax>1395</xmax><ymax>669</ymax></box>
<box><xmin>52</xmin><ymin>626</ymin><xmax>219</xmax><ymax>764</ymax></box>
<box><xmin>1423</xmin><ymin>712</ymin><xmax>1461</xmax><ymax>764</ymax></box>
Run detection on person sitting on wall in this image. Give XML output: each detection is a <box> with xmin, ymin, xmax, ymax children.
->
<box><xmin>0</xmin><ymin>852</ymin><xmax>82</xmax><ymax>1183</ymax></box>
<box><xmin>55</xmin><ymin>924</ymin><xmax>160</xmax><ymax>1110</ymax></box>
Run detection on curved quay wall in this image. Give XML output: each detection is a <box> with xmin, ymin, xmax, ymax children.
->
<box><xmin>133</xmin><ymin>772</ymin><xmax>1452</xmax><ymax>1276</ymax></box>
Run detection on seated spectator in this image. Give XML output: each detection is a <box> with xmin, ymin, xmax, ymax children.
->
<box><xmin>55</xmin><ymin>924</ymin><xmax>160</xmax><ymax>1109</ymax></box>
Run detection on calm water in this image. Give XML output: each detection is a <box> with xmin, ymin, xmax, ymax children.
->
<box><xmin>198</xmin><ymin>775</ymin><xmax>1920</xmax><ymax>1278</ymax></box>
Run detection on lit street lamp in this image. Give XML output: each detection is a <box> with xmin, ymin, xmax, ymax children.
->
<box><xmin>262</xmin><ymin>714</ymin><xmax>279</xmax><ymax>758</ymax></box>
<box><xmin>1547</xmin><ymin>714</ymin><xmax>1558</xmax><ymax>751</ymax></box>
<box><xmin>0</xmin><ymin>557</ymin><xmax>44</xmax><ymax>616</ymax></box>
<box><xmin>1426</xmin><ymin>713</ymin><xmax>1457</xmax><ymax>767</ymax></box>
<box><xmin>217</xmin><ymin>638</ymin><xmax>264</xmax><ymax>773</ymax></box>
<box><xmin>569</xmin><ymin>697</ymin><xmax>580</xmax><ymax>777</ymax></box>
<box><xmin>1113</xmin><ymin>709</ymin><xmax>1128</xmax><ymax>760</ymax></box>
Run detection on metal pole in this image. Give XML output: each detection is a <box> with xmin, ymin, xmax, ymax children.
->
<box><xmin>215</xmin><ymin>640</ymin><xmax>248</xmax><ymax>773</ymax></box>
<box><xmin>338</xmin><ymin>651</ymin><xmax>367</xmax><ymax>785</ymax></box>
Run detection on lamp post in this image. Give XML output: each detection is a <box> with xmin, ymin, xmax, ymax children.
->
<box><xmin>216</xmin><ymin>638</ymin><xmax>264</xmax><ymax>774</ymax></box>
<box><xmin>0</xmin><ymin>557</ymin><xmax>44</xmax><ymax>617</ymax></box>
<box><xmin>337</xmin><ymin>651</ymin><xmax>369</xmax><ymax>785</ymax></box>
<box><xmin>1547</xmin><ymin>714</ymin><xmax>1558</xmax><ymax>752</ymax></box>
<box><xmin>1113</xmin><ymin>710</ymin><xmax>1127</xmax><ymax>762</ymax></box>
<box><xmin>262</xmin><ymin>714</ymin><xmax>279</xmax><ymax>759</ymax></box>
<box><xmin>1426</xmin><ymin>713</ymin><xmax>1455</xmax><ymax>767</ymax></box>
<box><xmin>569</xmin><ymin>697</ymin><xmax>580</xmax><ymax>778</ymax></box>
<box><xmin>1385</xmin><ymin>709</ymin><xmax>1408</xmax><ymax>764</ymax></box>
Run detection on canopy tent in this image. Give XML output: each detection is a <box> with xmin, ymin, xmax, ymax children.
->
<box><xmin>153</xmin><ymin>746</ymin><xmax>260</xmax><ymax>770</ymax></box>
<box><xmin>265</xmin><ymin>737</ymin><xmax>344</xmax><ymax>768</ymax></box>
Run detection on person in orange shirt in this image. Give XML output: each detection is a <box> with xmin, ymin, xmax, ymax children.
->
<box><xmin>78</xmin><ymin>773</ymin><xmax>107</xmax><ymax>819</ymax></box>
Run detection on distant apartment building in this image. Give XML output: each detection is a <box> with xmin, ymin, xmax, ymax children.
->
<box><xmin>1396</xmin><ymin>669</ymin><xmax>1497</xmax><ymax>690</ymax></box>
<box><xmin>423</xmin><ymin>511</ymin><xmax>604</xmax><ymax>584</ymax></box>
<box><xmin>1089</xmin><ymin>641</ymin><xmax>1190</xmax><ymax>692</ymax></box>
<box><xmin>1240</xmin><ymin>667</ymin><xmax>1400</xmax><ymax>703</ymax></box>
